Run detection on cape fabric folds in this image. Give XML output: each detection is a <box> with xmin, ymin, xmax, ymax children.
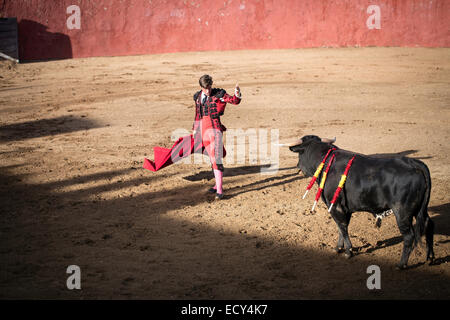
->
<box><xmin>143</xmin><ymin>134</ymin><xmax>226</xmax><ymax>172</ymax></box>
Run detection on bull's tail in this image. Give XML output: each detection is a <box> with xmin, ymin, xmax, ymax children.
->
<box><xmin>409</xmin><ymin>159</ymin><xmax>433</xmax><ymax>248</ymax></box>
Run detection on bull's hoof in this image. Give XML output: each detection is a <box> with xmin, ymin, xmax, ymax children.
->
<box><xmin>335</xmin><ymin>247</ymin><xmax>344</xmax><ymax>254</ymax></box>
<box><xmin>426</xmin><ymin>251</ymin><xmax>435</xmax><ymax>265</ymax></box>
<box><xmin>344</xmin><ymin>251</ymin><xmax>353</xmax><ymax>259</ymax></box>
<box><xmin>396</xmin><ymin>264</ymin><xmax>407</xmax><ymax>271</ymax></box>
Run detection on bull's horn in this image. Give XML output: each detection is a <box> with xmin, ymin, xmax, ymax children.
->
<box><xmin>287</xmin><ymin>138</ymin><xmax>303</xmax><ymax>147</ymax></box>
<box><xmin>321</xmin><ymin>137</ymin><xmax>336</xmax><ymax>144</ymax></box>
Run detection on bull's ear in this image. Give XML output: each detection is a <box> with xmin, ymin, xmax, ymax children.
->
<box><xmin>289</xmin><ymin>145</ymin><xmax>305</xmax><ymax>154</ymax></box>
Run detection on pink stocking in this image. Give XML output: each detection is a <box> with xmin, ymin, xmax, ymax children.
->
<box><xmin>213</xmin><ymin>169</ymin><xmax>223</xmax><ymax>194</ymax></box>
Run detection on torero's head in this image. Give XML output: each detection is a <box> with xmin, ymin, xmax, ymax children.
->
<box><xmin>199</xmin><ymin>74</ymin><xmax>213</xmax><ymax>96</ymax></box>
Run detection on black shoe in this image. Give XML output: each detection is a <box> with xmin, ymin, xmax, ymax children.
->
<box><xmin>208</xmin><ymin>187</ymin><xmax>217</xmax><ymax>193</ymax></box>
<box><xmin>215</xmin><ymin>193</ymin><xmax>223</xmax><ymax>200</ymax></box>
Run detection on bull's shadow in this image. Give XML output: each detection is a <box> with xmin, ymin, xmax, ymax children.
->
<box><xmin>429</xmin><ymin>203</ymin><xmax>450</xmax><ymax>237</ymax></box>
<box><xmin>356</xmin><ymin>202</ymin><xmax>450</xmax><ymax>266</ymax></box>
<box><xmin>361</xmin><ymin>236</ymin><xmax>403</xmax><ymax>255</ymax></box>
<box><xmin>368</xmin><ymin>149</ymin><xmax>432</xmax><ymax>160</ymax></box>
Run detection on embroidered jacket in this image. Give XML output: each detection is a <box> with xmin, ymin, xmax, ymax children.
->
<box><xmin>192</xmin><ymin>88</ymin><xmax>241</xmax><ymax>132</ymax></box>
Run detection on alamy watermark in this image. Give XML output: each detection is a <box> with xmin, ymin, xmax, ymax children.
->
<box><xmin>66</xmin><ymin>265</ymin><xmax>81</xmax><ymax>290</ymax></box>
<box><xmin>170</xmin><ymin>128</ymin><xmax>280</xmax><ymax>175</ymax></box>
<box><xmin>366</xmin><ymin>265</ymin><xmax>381</xmax><ymax>290</ymax></box>
<box><xmin>367</xmin><ymin>5</ymin><xmax>381</xmax><ymax>30</ymax></box>
<box><xmin>65</xmin><ymin>4</ymin><xmax>381</xmax><ymax>32</ymax></box>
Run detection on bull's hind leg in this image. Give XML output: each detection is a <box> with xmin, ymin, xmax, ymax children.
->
<box><xmin>425</xmin><ymin>217</ymin><xmax>435</xmax><ymax>264</ymax></box>
<box><xmin>395</xmin><ymin>213</ymin><xmax>415</xmax><ymax>270</ymax></box>
<box><xmin>398</xmin><ymin>227</ymin><xmax>415</xmax><ymax>270</ymax></box>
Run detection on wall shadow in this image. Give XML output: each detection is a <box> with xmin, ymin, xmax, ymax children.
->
<box><xmin>18</xmin><ymin>20</ymin><xmax>72</xmax><ymax>62</ymax></box>
<box><xmin>0</xmin><ymin>116</ymin><xmax>101</xmax><ymax>142</ymax></box>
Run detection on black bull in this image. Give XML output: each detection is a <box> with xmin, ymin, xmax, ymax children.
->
<box><xmin>289</xmin><ymin>135</ymin><xmax>434</xmax><ymax>269</ymax></box>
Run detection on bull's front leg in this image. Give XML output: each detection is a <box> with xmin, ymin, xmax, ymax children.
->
<box><xmin>340</xmin><ymin>223</ymin><xmax>353</xmax><ymax>259</ymax></box>
<box><xmin>330</xmin><ymin>208</ymin><xmax>353</xmax><ymax>258</ymax></box>
<box><xmin>335</xmin><ymin>230</ymin><xmax>344</xmax><ymax>254</ymax></box>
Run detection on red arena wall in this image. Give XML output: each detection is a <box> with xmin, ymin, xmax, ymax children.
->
<box><xmin>1</xmin><ymin>0</ymin><xmax>449</xmax><ymax>61</ymax></box>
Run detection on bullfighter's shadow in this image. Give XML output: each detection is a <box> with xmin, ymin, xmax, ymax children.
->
<box><xmin>183</xmin><ymin>165</ymin><xmax>297</xmax><ymax>181</ymax></box>
<box><xmin>183</xmin><ymin>165</ymin><xmax>302</xmax><ymax>199</ymax></box>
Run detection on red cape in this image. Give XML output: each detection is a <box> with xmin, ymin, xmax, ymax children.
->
<box><xmin>143</xmin><ymin>134</ymin><xmax>226</xmax><ymax>172</ymax></box>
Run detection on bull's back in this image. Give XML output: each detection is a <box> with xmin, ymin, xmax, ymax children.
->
<box><xmin>328</xmin><ymin>154</ymin><xmax>427</xmax><ymax>214</ymax></box>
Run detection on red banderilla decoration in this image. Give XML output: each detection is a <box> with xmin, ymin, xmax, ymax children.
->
<box><xmin>302</xmin><ymin>148</ymin><xmax>336</xmax><ymax>199</ymax></box>
<box><xmin>328</xmin><ymin>156</ymin><xmax>356</xmax><ymax>212</ymax></box>
<box><xmin>312</xmin><ymin>153</ymin><xmax>336</xmax><ymax>212</ymax></box>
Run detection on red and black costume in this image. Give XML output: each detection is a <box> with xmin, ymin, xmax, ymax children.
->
<box><xmin>192</xmin><ymin>88</ymin><xmax>241</xmax><ymax>171</ymax></box>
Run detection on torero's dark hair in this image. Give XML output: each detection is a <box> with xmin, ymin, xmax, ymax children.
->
<box><xmin>199</xmin><ymin>74</ymin><xmax>213</xmax><ymax>88</ymax></box>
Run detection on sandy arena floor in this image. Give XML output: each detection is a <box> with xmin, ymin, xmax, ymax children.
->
<box><xmin>0</xmin><ymin>48</ymin><xmax>449</xmax><ymax>299</ymax></box>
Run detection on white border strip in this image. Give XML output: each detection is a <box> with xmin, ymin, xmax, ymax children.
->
<box><xmin>0</xmin><ymin>52</ymin><xmax>19</xmax><ymax>63</ymax></box>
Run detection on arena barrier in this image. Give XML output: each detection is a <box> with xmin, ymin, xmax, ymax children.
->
<box><xmin>1</xmin><ymin>0</ymin><xmax>448</xmax><ymax>61</ymax></box>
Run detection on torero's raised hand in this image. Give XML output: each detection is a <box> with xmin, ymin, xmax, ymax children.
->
<box><xmin>235</xmin><ymin>83</ymin><xmax>241</xmax><ymax>98</ymax></box>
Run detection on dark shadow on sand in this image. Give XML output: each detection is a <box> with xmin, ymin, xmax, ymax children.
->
<box><xmin>183</xmin><ymin>165</ymin><xmax>298</xmax><ymax>182</ymax></box>
<box><xmin>0</xmin><ymin>164</ymin><xmax>448</xmax><ymax>299</ymax></box>
<box><xmin>0</xmin><ymin>116</ymin><xmax>102</xmax><ymax>142</ymax></box>
<box><xmin>429</xmin><ymin>203</ymin><xmax>450</xmax><ymax>237</ymax></box>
